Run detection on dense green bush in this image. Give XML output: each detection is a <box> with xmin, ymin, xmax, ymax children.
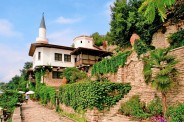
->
<box><xmin>59</xmin><ymin>81</ymin><xmax>131</xmax><ymax>111</ymax></box>
<box><xmin>167</xmin><ymin>104</ymin><xmax>184</xmax><ymax>122</ymax></box>
<box><xmin>119</xmin><ymin>95</ymin><xmax>149</xmax><ymax>119</ymax></box>
<box><xmin>0</xmin><ymin>91</ymin><xmax>22</xmax><ymax>112</ymax></box>
<box><xmin>134</xmin><ymin>40</ymin><xmax>155</xmax><ymax>58</ymax></box>
<box><xmin>62</xmin><ymin>67</ymin><xmax>87</xmax><ymax>84</ymax></box>
<box><xmin>91</xmin><ymin>51</ymin><xmax>132</xmax><ymax>75</ymax></box>
<box><xmin>35</xmin><ymin>85</ymin><xmax>56</xmax><ymax>105</ymax></box>
<box><xmin>119</xmin><ymin>95</ymin><xmax>163</xmax><ymax>120</ymax></box>
<box><xmin>147</xmin><ymin>95</ymin><xmax>162</xmax><ymax>116</ymax></box>
<box><xmin>168</xmin><ymin>30</ymin><xmax>184</xmax><ymax>49</ymax></box>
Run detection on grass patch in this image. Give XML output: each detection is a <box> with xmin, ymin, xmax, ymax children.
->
<box><xmin>56</xmin><ymin>107</ymin><xmax>86</xmax><ymax>122</ymax></box>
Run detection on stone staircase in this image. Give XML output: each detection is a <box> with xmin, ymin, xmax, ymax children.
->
<box><xmin>98</xmin><ymin>90</ymin><xmax>137</xmax><ymax>122</ymax></box>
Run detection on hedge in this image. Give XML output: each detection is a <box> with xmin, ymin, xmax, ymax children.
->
<box><xmin>59</xmin><ymin>81</ymin><xmax>131</xmax><ymax>111</ymax></box>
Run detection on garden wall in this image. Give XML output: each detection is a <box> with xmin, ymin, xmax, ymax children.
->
<box><xmin>168</xmin><ymin>46</ymin><xmax>184</xmax><ymax>104</ymax></box>
<box><xmin>114</xmin><ymin>48</ymin><xmax>184</xmax><ymax>105</ymax></box>
<box><xmin>152</xmin><ymin>20</ymin><xmax>184</xmax><ymax>48</ymax></box>
<box><xmin>117</xmin><ymin>51</ymin><xmax>160</xmax><ymax>104</ymax></box>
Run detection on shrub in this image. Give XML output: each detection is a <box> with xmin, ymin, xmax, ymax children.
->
<box><xmin>0</xmin><ymin>90</ymin><xmax>22</xmax><ymax>112</ymax></box>
<box><xmin>134</xmin><ymin>40</ymin><xmax>155</xmax><ymax>58</ymax></box>
<box><xmin>36</xmin><ymin>85</ymin><xmax>56</xmax><ymax>105</ymax></box>
<box><xmin>167</xmin><ymin>104</ymin><xmax>184</xmax><ymax>122</ymax></box>
<box><xmin>59</xmin><ymin>81</ymin><xmax>131</xmax><ymax>111</ymax></box>
<box><xmin>147</xmin><ymin>95</ymin><xmax>163</xmax><ymax>116</ymax></box>
<box><xmin>168</xmin><ymin>29</ymin><xmax>184</xmax><ymax>49</ymax></box>
<box><xmin>119</xmin><ymin>95</ymin><xmax>149</xmax><ymax>119</ymax></box>
<box><xmin>62</xmin><ymin>67</ymin><xmax>87</xmax><ymax>84</ymax></box>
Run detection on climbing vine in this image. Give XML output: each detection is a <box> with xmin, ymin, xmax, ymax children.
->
<box><xmin>91</xmin><ymin>51</ymin><xmax>132</xmax><ymax>75</ymax></box>
<box><xmin>168</xmin><ymin>29</ymin><xmax>184</xmax><ymax>49</ymax></box>
<box><xmin>59</xmin><ymin>81</ymin><xmax>131</xmax><ymax>111</ymax></box>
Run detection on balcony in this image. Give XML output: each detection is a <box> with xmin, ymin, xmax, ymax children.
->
<box><xmin>75</xmin><ymin>59</ymin><xmax>98</xmax><ymax>67</ymax></box>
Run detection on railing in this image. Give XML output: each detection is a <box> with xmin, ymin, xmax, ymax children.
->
<box><xmin>75</xmin><ymin>59</ymin><xmax>97</xmax><ymax>67</ymax></box>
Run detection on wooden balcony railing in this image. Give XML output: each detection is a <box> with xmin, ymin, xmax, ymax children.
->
<box><xmin>75</xmin><ymin>59</ymin><xmax>98</xmax><ymax>67</ymax></box>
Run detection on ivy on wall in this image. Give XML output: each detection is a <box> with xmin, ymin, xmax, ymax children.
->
<box><xmin>168</xmin><ymin>29</ymin><xmax>184</xmax><ymax>49</ymax></box>
<box><xmin>59</xmin><ymin>81</ymin><xmax>131</xmax><ymax>111</ymax></box>
<box><xmin>91</xmin><ymin>51</ymin><xmax>132</xmax><ymax>75</ymax></box>
<box><xmin>33</xmin><ymin>67</ymin><xmax>56</xmax><ymax>105</ymax></box>
<box><xmin>134</xmin><ymin>40</ymin><xmax>155</xmax><ymax>58</ymax></box>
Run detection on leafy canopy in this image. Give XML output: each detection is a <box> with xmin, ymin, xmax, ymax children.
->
<box><xmin>143</xmin><ymin>48</ymin><xmax>178</xmax><ymax>93</ymax></box>
<box><xmin>139</xmin><ymin>0</ymin><xmax>176</xmax><ymax>23</ymax></box>
<box><xmin>62</xmin><ymin>67</ymin><xmax>87</xmax><ymax>84</ymax></box>
<box><xmin>110</xmin><ymin>0</ymin><xmax>162</xmax><ymax>47</ymax></box>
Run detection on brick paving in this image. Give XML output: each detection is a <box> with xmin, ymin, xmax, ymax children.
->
<box><xmin>22</xmin><ymin>100</ymin><xmax>74</xmax><ymax>122</ymax></box>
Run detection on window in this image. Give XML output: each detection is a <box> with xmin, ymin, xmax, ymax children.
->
<box><xmin>55</xmin><ymin>53</ymin><xmax>62</xmax><ymax>61</ymax></box>
<box><xmin>64</xmin><ymin>54</ymin><xmax>71</xmax><ymax>62</ymax></box>
<box><xmin>38</xmin><ymin>52</ymin><xmax>41</xmax><ymax>60</ymax></box>
<box><xmin>81</xmin><ymin>41</ymin><xmax>82</xmax><ymax>43</ymax></box>
<box><xmin>52</xmin><ymin>71</ymin><xmax>62</xmax><ymax>79</ymax></box>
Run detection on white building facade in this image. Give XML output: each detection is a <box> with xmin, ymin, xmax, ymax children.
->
<box><xmin>28</xmin><ymin>15</ymin><xmax>111</xmax><ymax>87</ymax></box>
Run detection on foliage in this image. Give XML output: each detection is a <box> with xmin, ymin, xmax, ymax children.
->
<box><xmin>147</xmin><ymin>95</ymin><xmax>163</xmax><ymax>116</ymax></box>
<box><xmin>110</xmin><ymin>0</ymin><xmax>162</xmax><ymax>47</ymax></box>
<box><xmin>91</xmin><ymin>32</ymin><xmax>104</xmax><ymax>46</ymax></box>
<box><xmin>143</xmin><ymin>48</ymin><xmax>178</xmax><ymax>117</ymax></box>
<box><xmin>0</xmin><ymin>90</ymin><xmax>23</xmax><ymax>112</ymax></box>
<box><xmin>62</xmin><ymin>67</ymin><xmax>87</xmax><ymax>84</ymax></box>
<box><xmin>168</xmin><ymin>29</ymin><xmax>184</xmax><ymax>49</ymax></box>
<box><xmin>36</xmin><ymin>84</ymin><xmax>56</xmax><ymax>105</ymax></box>
<box><xmin>59</xmin><ymin>110</ymin><xmax>86</xmax><ymax>122</ymax></box>
<box><xmin>120</xmin><ymin>95</ymin><xmax>163</xmax><ymax>120</ymax></box>
<box><xmin>139</xmin><ymin>0</ymin><xmax>176</xmax><ymax>23</ymax></box>
<box><xmin>20</xmin><ymin>62</ymin><xmax>33</xmax><ymax>80</ymax></box>
<box><xmin>59</xmin><ymin>81</ymin><xmax>131</xmax><ymax>111</ymax></box>
<box><xmin>134</xmin><ymin>39</ymin><xmax>155</xmax><ymax>57</ymax></box>
<box><xmin>167</xmin><ymin>104</ymin><xmax>184</xmax><ymax>122</ymax></box>
<box><xmin>143</xmin><ymin>48</ymin><xmax>178</xmax><ymax>93</ymax></box>
<box><xmin>91</xmin><ymin>51</ymin><xmax>131</xmax><ymax>75</ymax></box>
<box><xmin>119</xmin><ymin>95</ymin><xmax>149</xmax><ymax>119</ymax></box>
<box><xmin>6</xmin><ymin>75</ymin><xmax>28</xmax><ymax>92</ymax></box>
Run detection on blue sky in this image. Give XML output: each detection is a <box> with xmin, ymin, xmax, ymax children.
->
<box><xmin>0</xmin><ymin>0</ymin><xmax>115</xmax><ymax>82</ymax></box>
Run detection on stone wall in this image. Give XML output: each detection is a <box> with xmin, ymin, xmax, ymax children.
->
<box><xmin>112</xmin><ymin>48</ymin><xmax>184</xmax><ymax>105</ymax></box>
<box><xmin>167</xmin><ymin>46</ymin><xmax>184</xmax><ymax>104</ymax></box>
<box><xmin>44</xmin><ymin>71</ymin><xmax>64</xmax><ymax>88</ymax></box>
<box><xmin>59</xmin><ymin>103</ymin><xmax>102</xmax><ymax>122</ymax></box>
<box><xmin>119</xmin><ymin>51</ymin><xmax>159</xmax><ymax>104</ymax></box>
<box><xmin>152</xmin><ymin>20</ymin><xmax>184</xmax><ymax>48</ymax></box>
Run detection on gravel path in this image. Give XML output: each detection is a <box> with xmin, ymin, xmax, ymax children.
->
<box><xmin>22</xmin><ymin>100</ymin><xmax>74</xmax><ymax>122</ymax></box>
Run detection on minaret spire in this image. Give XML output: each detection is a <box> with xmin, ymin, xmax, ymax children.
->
<box><xmin>36</xmin><ymin>13</ymin><xmax>48</xmax><ymax>44</ymax></box>
<box><xmin>40</xmin><ymin>13</ymin><xmax>46</xmax><ymax>29</ymax></box>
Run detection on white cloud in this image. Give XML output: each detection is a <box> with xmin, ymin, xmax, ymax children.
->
<box><xmin>55</xmin><ymin>16</ymin><xmax>81</xmax><ymax>24</ymax></box>
<box><xmin>0</xmin><ymin>19</ymin><xmax>22</xmax><ymax>37</ymax></box>
<box><xmin>48</xmin><ymin>29</ymin><xmax>76</xmax><ymax>46</ymax></box>
<box><xmin>0</xmin><ymin>44</ymin><xmax>31</xmax><ymax>82</ymax></box>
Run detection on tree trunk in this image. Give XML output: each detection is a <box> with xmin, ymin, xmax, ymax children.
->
<box><xmin>161</xmin><ymin>92</ymin><xmax>167</xmax><ymax>118</ymax></box>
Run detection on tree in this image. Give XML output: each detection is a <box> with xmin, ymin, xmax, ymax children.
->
<box><xmin>62</xmin><ymin>67</ymin><xmax>87</xmax><ymax>84</ymax></box>
<box><xmin>20</xmin><ymin>62</ymin><xmax>33</xmax><ymax>80</ymax></box>
<box><xmin>109</xmin><ymin>0</ymin><xmax>162</xmax><ymax>47</ymax></box>
<box><xmin>139</xmin><ymin>0</ymin><xmax>176</xmax><ymax>23</ymax></box>
<box><xmin>91</xmin><ymin>32</ymin><xmax>104</xmax><ymax>46</ymax></box>
<box><xmin>143</xmin><ymin>48</ymin><xmax>178</xmax><ymax>117</ymax></box>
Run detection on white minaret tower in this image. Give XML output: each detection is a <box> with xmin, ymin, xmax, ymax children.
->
<box><xmin>36</xmin><ymin>13</ymin><xmax>48</xmax><ymax>44</ymax></box>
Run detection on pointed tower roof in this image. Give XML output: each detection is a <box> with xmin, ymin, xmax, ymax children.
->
<box><xmin>40</xmin><ymin>13</ymin><xmax>46</xmax><ymax>29</ymax></box>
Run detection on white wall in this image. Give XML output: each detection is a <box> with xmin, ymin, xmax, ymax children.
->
<box><xmin>33</xmin><ymin>47</ymin><xmax>75</xmax><ymax>69</ymax></box>
<box><xmin>74</xmin><ymin>37</ymin><xmax>95</xmax><ymax>49</ymax></box>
